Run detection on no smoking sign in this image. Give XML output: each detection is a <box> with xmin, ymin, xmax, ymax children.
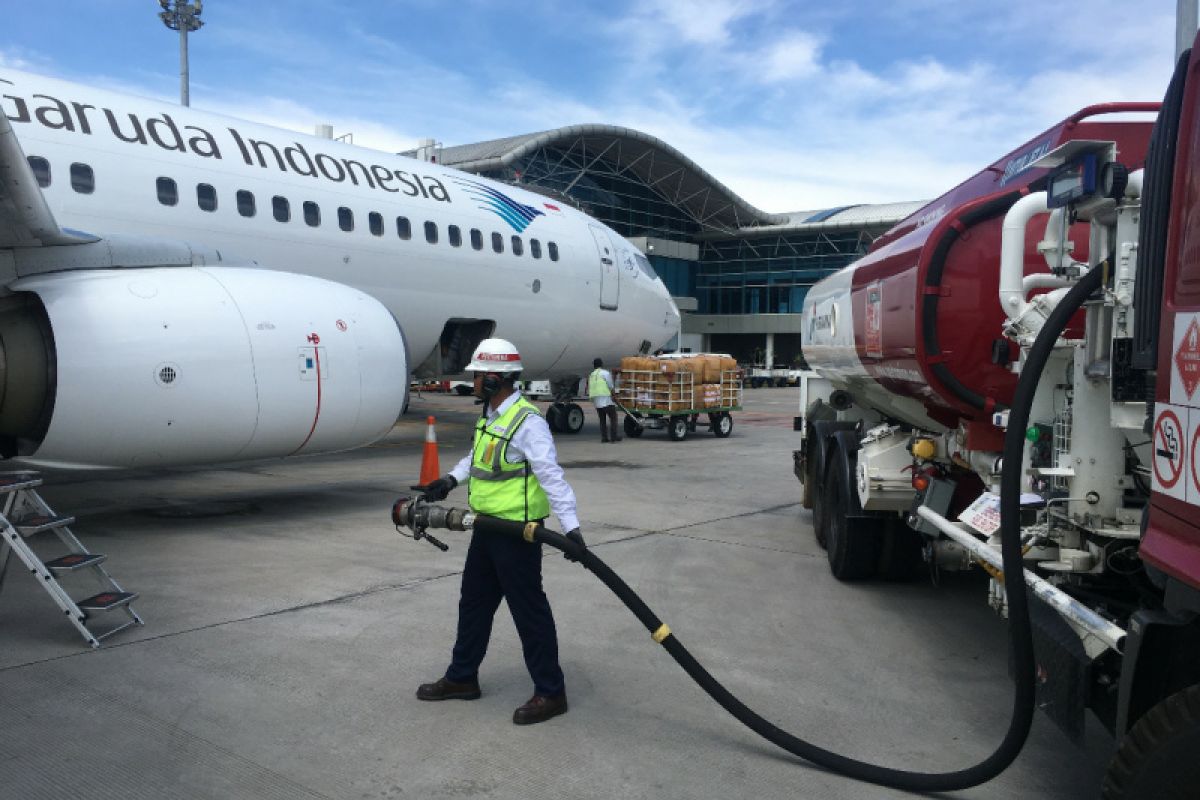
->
<box><xmin>1154</xmin><ymin>405</ymin><xmax>1187</xmax><ymax>500</ymax></box>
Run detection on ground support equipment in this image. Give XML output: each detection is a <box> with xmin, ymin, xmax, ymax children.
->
<box><xmin>0</xmin><ymin>471</ymin><xmax>142</xmax><ymax>647</ymax></box>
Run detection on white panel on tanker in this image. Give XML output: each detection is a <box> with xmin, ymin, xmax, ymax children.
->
<box><xmin>801</xmin><ymin>265</ymin><xmax>865</xmax><ymax>380</ymax></box>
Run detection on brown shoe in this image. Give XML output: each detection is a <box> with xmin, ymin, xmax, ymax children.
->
<box><xmin>512</xmin><ymin>693</ymin><xmax>568</xmax><ymax>725</ymax></box>
<box><xmin>416</xmin><ymin>677</ymin><xmax>481</xmax><ymax>701</ymax></box>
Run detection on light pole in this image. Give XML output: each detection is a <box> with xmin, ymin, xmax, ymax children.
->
<box><xmin>159</xmin><ymin>0</ymin><xmax>204</xmax><ymax>107</ymax></box>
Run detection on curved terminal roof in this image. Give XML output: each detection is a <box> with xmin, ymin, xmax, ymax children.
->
<box><xmin>421</xmin><ymin>123</ymin><xmax>925</xmax><ymax>236</ymax></box>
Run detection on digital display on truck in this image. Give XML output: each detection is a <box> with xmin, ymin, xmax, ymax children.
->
<box><xmin>1047</xmin><ymin>152</ymin><xmax>1097</xmax><ymax>208</ymax></box>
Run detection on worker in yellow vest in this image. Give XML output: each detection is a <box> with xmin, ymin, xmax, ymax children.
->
<box><xmin>415</xmin><ymin>337</ymin><xmax>585</xmax><ymax>725</ymax></box>
<box><xmin>588</xmin><ymin>358</ymin><xmax>621</xmax><ymax>443</ymax></box>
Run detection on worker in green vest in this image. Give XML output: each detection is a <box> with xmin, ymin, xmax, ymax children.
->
<box><xmin>588</xmin><ymin>358</ymin><xmax>621</xmax><ymax>443</ymax></box>
<box><xmin>415</xmin><ymin>337</ymin><xmax>585</xmax><ymax>725</ymax></box>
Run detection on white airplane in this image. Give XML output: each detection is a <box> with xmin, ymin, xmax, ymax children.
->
<box><xmin>0</xmin><ymin>68</ymin><xmax>680</xmax><ymax>468</ymax></box>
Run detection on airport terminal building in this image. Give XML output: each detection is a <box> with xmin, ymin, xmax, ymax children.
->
<box><xmin>406</xmin><ymin>125</ymin><xmax>924</xmax><ymax>367</ymax></box>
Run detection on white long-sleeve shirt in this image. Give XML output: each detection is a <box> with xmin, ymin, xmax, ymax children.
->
<box><xmin>449</xmin><ymin>392</ymin><xmax>581</xmax><ymax>533</ymax></box>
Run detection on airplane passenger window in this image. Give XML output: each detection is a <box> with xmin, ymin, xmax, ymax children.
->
<box><xmin>448</xmin><ymin>225</ymin><xmax>462</xmax><ymax>247</ymax></box>
<box><xmin>71</xmin><ymin>163</ymin><xmax>95</xmax><ymax>194</ymax></box>
<box><xmin>424</xmin><ymin>221</ymin><xmax>438</xmax><ymax>244</ymax></box>
<box><xmin>492</xmin><ymin>232</ymin><xmax>504</xmax><ymax>253</ymax></box>
<box><xmin>237</xmin><ymin>190</ymin><xmax>256</xmax><ymax>217</ymax></box>
<box><xmin>511</xmin><ymin>236</ymin><xmax>524</xmax><ymax>256</ymax></box>
<box><xmin>27</xmin><ymin>157</ymin><xmax>50</xmax><ymax>188</ymax></box>
<box><xmin>338</xmin><ymin>206</ymin><xmax>354</xmax><ymax>232</ymax></box>
<box><xmin>304</xmin><ymin>201</ymin><xmax>320</xmax><ymax>227</ymax></box>
<box><xmin>530</xmin><ymin>239</ymin><xmax>542</xmax><ymax>259</ymax></box>
<box><xmin>196</xmin><ymin>182</ymin><xmax>217</xmax><ymax>211</ymax></box>
<box><xmin>396</xmin><ymin>216</ymin><xmax>411</xmax><ymax>240</ymax></box>
<box><xmin>548</xmin><ymin>242</ymin><xmax>559</xmax><ymax>261</ymax></box>
<box><xmin>369</xmin><ymin>212</ymin><xmax>383</xmax><ymax>236</ymax></box>
<box><xmin>156</xmin><ymin>177</ymin><xmax>178</xmax><ymax>206</ymax></box>
<box><xmin>273</xmin><ymin>196</ymin><xmax>290</xmax><ymax>222</ymax></box>
<box><xmin>470</xmin><ymin>229</ymin><xmax>483</xmax><ymax>250</ymax></box>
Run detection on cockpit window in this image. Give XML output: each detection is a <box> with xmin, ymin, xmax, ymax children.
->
<box><xmin>634</xmin><ymin>253</ymin><xmax>659</xmax><ymax>281</ymax></box>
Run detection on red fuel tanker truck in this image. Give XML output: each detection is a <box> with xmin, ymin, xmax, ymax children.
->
<box><xmin>797</xmin><ymin>44</ymin><xmax>1200</xmax><ymax>797</ymax></box>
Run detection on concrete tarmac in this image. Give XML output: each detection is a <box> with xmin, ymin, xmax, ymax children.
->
<box><xmin>0</xmin><ymin>387</ymin><xmax>1112</xmax><ymax>799</ymax></box>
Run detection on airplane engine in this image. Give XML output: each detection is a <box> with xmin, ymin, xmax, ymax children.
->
<box><xmin>0</xmin><ymin>266</ymin><xmax>408</xmax><ymax>467</ymax></box>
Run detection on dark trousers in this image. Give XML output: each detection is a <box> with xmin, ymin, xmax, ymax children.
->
<box><xmin>445</xmin><ymin>529</ymin><xmax>565</xmax><ymax>697</ymax></box>
<box><xmin>595</xmin><ymin>405</ymin><xmax>619</xmax><ymax>441</ymax></box>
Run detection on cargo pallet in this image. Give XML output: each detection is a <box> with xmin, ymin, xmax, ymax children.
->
<box><xmin>616</xmin><ymin>369</ymin><xmax>742</xmax><ymax>441</ymax></box>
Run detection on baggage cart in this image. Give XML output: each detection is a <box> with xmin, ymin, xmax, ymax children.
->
<box><xmin>615</xmin><ymin>356</ymin><xmax>742</xmax><ymax>441</ymax></box>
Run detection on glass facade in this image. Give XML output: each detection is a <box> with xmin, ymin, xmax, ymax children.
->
<box><xmin>695</xmin><ymin>231</ymin><xmax>869</xmax><ymax>315</ymax></box>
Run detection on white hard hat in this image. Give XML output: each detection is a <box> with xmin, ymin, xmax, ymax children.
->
<box><xmin>466</xmin><ymin>337</ymin><xmax>524</xmax><ymax>373</ymax></box>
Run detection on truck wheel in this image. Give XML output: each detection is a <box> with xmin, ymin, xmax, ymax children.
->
<box><xmin>824</xmin><ymin>444</ymin><xmax>881</xmax><ymax>580</ymax></box>
<box><xmin>711</xmin><ymin>413</ymin><xmax>733</xmax><ymax>438</ymax></box>
<box><xmin>563</xmin><ymin>403</ymin><xmax>585</xmax><ymax>434</ymax></box>
<box><xmin>1102</xmin><ymin>684</ymin><xmax>1200</xmax><ymax>799</ymax></box>
<box><xmin>623</xmin><ymin>415</ymin><xmax>644</xmax><ymax>438</ymax></box>
<box><xmin>667</xmin><ymin>415</ymin><xmax>688</xmax><ymax>441</ymax></box>
<box><xmin>811</xmin><ymin>472</ymin><xmax>830</xmax><ymax>549</ymax></box>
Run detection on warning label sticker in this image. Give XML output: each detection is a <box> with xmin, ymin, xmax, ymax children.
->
<box><xmin>1153</xmin><ymin>404</ymin><xmax>1187</xmax><ymax>500</ymax></box>
<box><xmin>1171</xmin><ymin>313</ymin><xmax>1200</xmax><ymax>404</ymax></box>
<box><xmin>864</xmin><ymin>282</ymin><xmax>882</xmax><ymax>359</ymax></box>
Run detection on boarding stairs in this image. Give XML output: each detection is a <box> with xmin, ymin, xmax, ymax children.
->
<box><xmin>0</xmin><ymin>471</ymin><xmax>142</xmax><ymax>648</ymax></box>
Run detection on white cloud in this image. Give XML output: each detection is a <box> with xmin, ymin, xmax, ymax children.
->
<box><xmin>642</xmin><ymin>0</ymin><xmax>767</xmax><ymax>45</ymax></box>
<box><xmin>760</xmin><ymin>31</ymin><xmax>823</xmax><ymax>82</ymax></box>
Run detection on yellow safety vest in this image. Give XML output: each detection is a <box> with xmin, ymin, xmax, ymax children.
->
<box><xmin>468</xmin><ymin>397</ymin><xmax>551</xmax><ymax>522</ymax></box>
<box><xmin>588</xmin><ymin>368</ymin><xmax>611</xmax><ymax>398</ymax></box>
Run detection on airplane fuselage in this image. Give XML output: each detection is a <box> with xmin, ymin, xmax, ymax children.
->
<box><xmin>0</xmin><ymin>69</ymin><xmax>679</xmax><ymax>467</ymax></box>
<box><xmin>0</xmin><ymin>69</ymin><xmax>679</xmax><ymax>379</ymax></box>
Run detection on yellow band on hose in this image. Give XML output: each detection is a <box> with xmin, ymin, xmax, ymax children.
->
<box><xmin>652</xmin><ymin>624</ymin><xmax>671</xmax><ymax>644</ymax></box>
<box><xmin>523</xmin><ymin>522</ymin><xmax>538</xmax><ymax>543</ymax></box>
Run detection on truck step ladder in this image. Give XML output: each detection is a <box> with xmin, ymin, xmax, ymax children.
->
<box><xmin>0</xmin><ymin>471</ymin><xmax>142</xmax><ymax>648</ymax></box>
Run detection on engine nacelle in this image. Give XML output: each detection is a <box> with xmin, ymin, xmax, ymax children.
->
<box><xmin>0</xmin><ymin>266</ymin><xmax>408</xmax><ymax>467</ymax></box>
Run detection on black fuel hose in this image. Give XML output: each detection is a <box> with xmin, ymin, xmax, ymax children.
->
<box><xmin>466</xmin><ymin>267</ymin><xmax>1102</xmax><ymax>793</ymax></box>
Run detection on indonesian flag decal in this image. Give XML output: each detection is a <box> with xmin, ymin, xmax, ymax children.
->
<box><xmin>543</xmin><ymin>202</ymin><xmax>561</xmax><ymax>212</ymax></box>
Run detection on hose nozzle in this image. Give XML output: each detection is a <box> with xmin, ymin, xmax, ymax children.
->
<box><xmin>391</xmin><ymin>496</ymin><xmax>474</xmax><ymax>551</ymax></box>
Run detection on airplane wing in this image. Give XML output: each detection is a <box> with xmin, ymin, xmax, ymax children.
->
<box><xmin>0</xmin><ymin>111</ymin><xmax>97</xmax><ymax>247</ymax></box>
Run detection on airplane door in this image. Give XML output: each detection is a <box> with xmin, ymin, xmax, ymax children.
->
<box><xmin>588</xmin><ymin>225</ymin><xmax>619</xmax><ymax>310</ymax></box>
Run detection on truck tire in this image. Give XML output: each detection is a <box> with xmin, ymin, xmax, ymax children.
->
<box><xmin>667</xmin><ymin>415</ymin><xmax>688</xmax><ymax>441</ymax></box>
<box><xmin>623</xmin><ymin>415</ymin><xmax>643</xmax><ymax>438</ymax></box>
<box><xmin>811</xmin><ymin>476</ymin><xmax>830</xmax><ymax>548</ymax></box>
<box><xmin>1102</xmin><ymin>684</ymin><xmax>1200</xmax><ymax>799</ymax></box>
<box><xmin>824</xmin><ymin>439</ymin><xmax>881</xmax><ymax>580</ymax></box>
<box><xmin>806</xmin><ymin>421</ymin><xmax>857</xmax><ymax>546</ymax></box>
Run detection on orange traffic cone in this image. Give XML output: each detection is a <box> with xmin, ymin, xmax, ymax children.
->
<box><xmin>419</xmin><ymin>416</ymin><xmax>441</xmax><ymax>486</ymax></box>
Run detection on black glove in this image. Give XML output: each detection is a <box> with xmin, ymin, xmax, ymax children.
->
<box><xmin>564</xmin><ymin>528</ymin><xmax>585</xmax><ymax>562</ymax></box>
<box><xmin>413</xmin><ymin>475</ymin><xmax>457</xmax><ymax>502</ymax></box>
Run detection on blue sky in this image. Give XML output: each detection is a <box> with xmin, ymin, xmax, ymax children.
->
<box><xmin>0</xmin><ymin>1</ymin><xmax>1181</xmax><ymax>211</ymax></box>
